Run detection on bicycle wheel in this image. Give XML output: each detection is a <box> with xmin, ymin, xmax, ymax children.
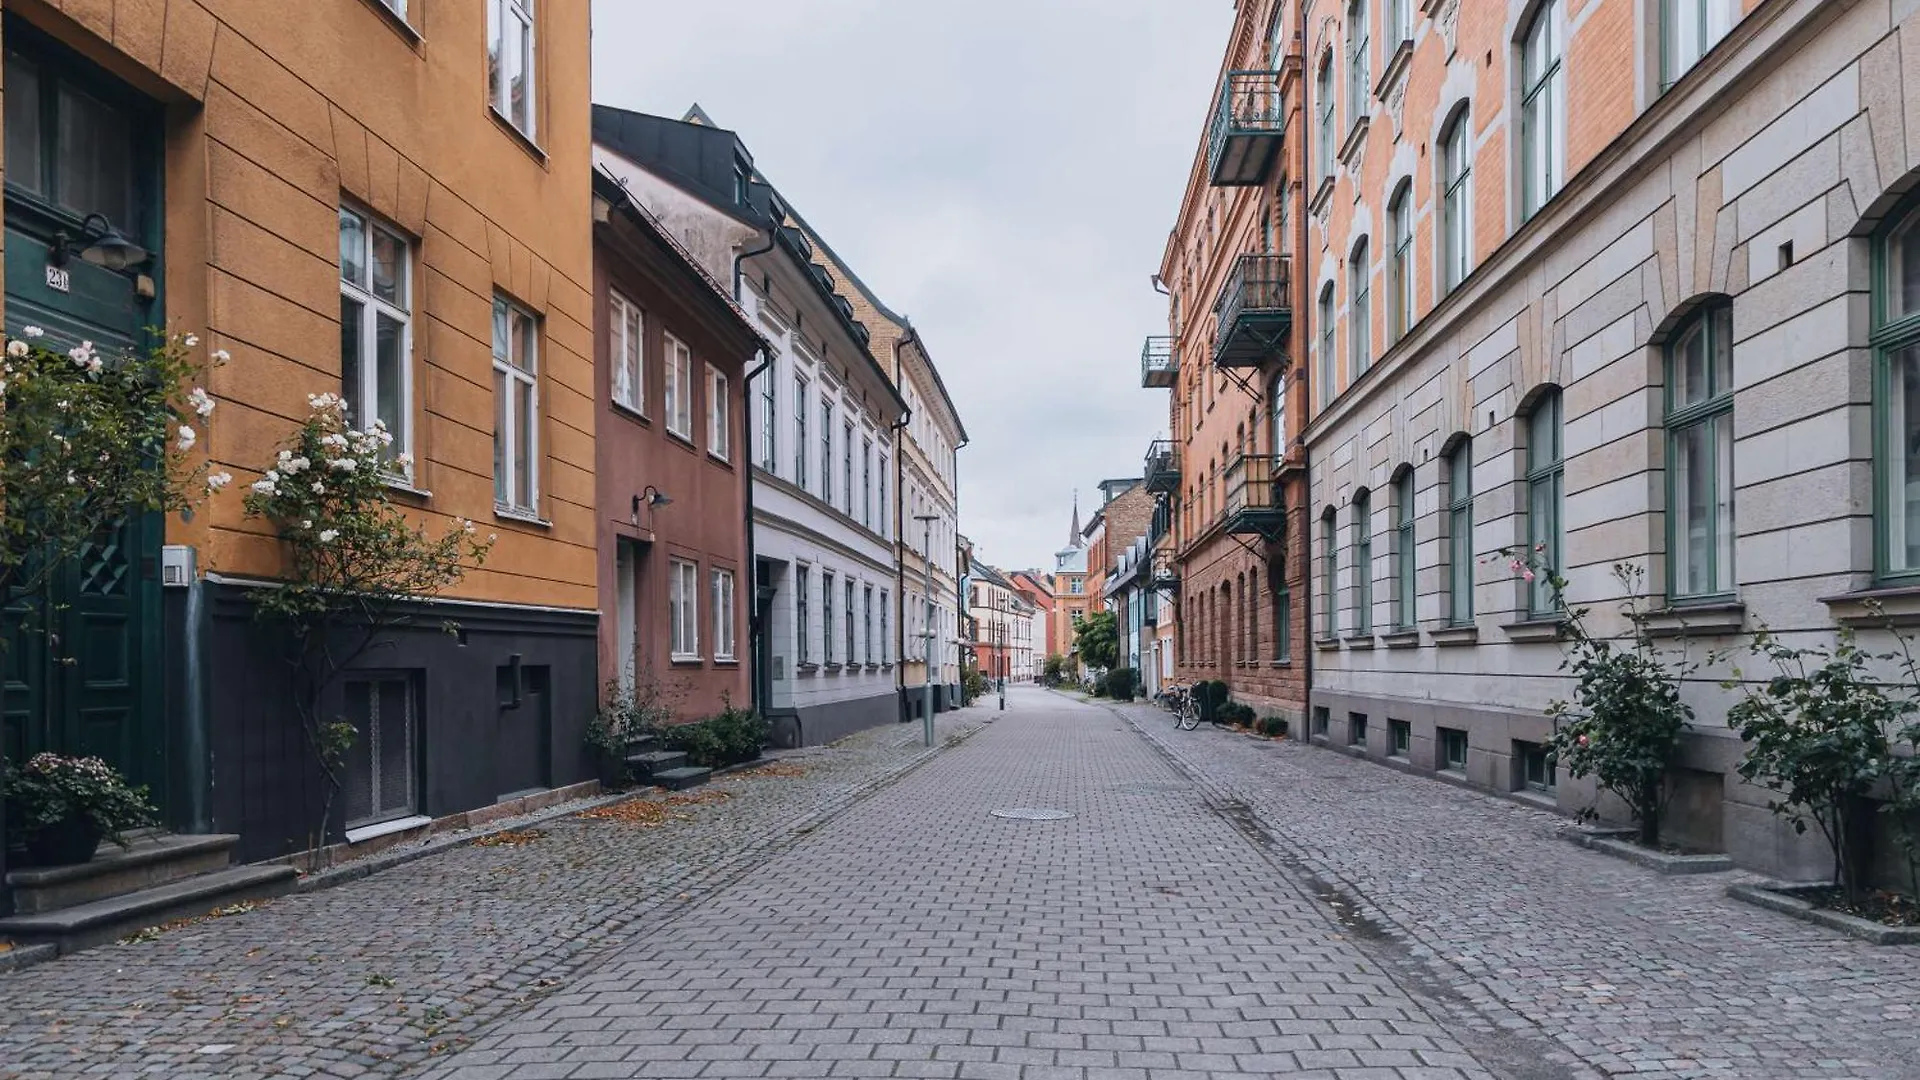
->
<box><xmin>1177</xmin><ymin>700</ymin><xmax>1200</xmax><ymax>731</ymax></box>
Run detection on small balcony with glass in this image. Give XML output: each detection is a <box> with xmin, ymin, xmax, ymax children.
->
<box><xmin>1224</xmin><ymin>453</ymin><xmax>1286</xmax><ymax>539</ymax></box>
<box><xmin>1140</xmin><ymin>335</ymin><xmax>1175</xmax><ymax>389</ymax></box>
<box><xmin>1144</xmin><ymin>439</ymin><xmax>1181</xmax><ymax>495</ymax></box>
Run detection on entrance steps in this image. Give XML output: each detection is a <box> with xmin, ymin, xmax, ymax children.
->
<box><xmin>624</xmin><ymin>739</ymin><xmax>713</xmax><ymax>791</ymax></box>
<box><xmin>0</xmin><ymin>831</ymin><xmax>296</xmax><ymax>955</ymax></box>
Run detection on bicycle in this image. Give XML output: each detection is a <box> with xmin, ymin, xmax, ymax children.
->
<box><xmin>1158</xmin><ymin>682</ymin><xmax>1200</xmax><ymax>731</ymax></box>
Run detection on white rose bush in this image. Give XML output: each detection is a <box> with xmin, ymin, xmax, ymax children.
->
<box><xmin>241</xmin><ymin>394</ymin><xmax>493</xmax><ymax>857</ymax></box>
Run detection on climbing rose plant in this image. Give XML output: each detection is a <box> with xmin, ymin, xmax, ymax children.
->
<box><xmin>242</xmin><ymin>394</ymin><xmax>493</xmax><ymax>857</ymax></box>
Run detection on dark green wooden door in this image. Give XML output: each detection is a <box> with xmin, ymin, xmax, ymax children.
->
<box><xmin>0</xmin><ymin>27</ymin><xmax>165</xmax><ymax>807</ymax></box>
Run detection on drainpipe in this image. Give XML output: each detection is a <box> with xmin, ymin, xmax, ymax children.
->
<box><xmin>735</xmin><ymin>226</ymin><xmax>778</xmax><ymax>715</ymax></box>
<box><xmin>1295</xmin><ymin>0</ymin><xmax>1313</xmax><ymax>726</ymax></box>
<box><xmin>890</xmin><ymin>411</ymin><xmax>910</xmax><ymax>717</ymax></box>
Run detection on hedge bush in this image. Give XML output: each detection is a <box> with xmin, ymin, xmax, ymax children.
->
<box><xmin>1261</xmin><ymin>716</ymin><xmax>1289</xmax><ymax>737</ymax></box>
<box><xmin>661</xmin><ymin>706</ymin><xmax>768</xmax><ymax>768</ymax></box>
<box><xmin>1106</xmin><ymin>667</ymin><xmax>1137</xmax><ymax>701</ymax></box>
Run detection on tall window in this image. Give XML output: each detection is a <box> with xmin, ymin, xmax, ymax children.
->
<box><xmin>1350</xmin><ymin>239</ymin><xmax>1371</xmax><ymax>378</ymax></box>
<box><xmin>609</xmin><ymin>289</ymin><xmax>644</xmax><ymax>414</ymax></box>
<box><xmin>821</xmin><ymin>400</ymin><xmax>835</xmax><ymax>504</ymax></box>
<box><xmin>862</xmin><ymin>440</ymin><xmax>874</xmax><ymax>527</ymax></box>
<box><xmin>669</xmin><ymin>559</ymin><xmax>699</xmax><ymax>661</ymax></box>
<box><xmin>1389</xmin><ymin>182</ymin><xmax>1413</xmax><ymax>341</ymax></box>
<box><xmin>492</xmin><ymin>296</ymin><xmax>538</xmax><ymax>515</ymax></box>
<box><xmin>1315</xmin><ymin>55</ymin><xmax>1336</xmax><ymax>182</ymax></box>
<box><xmin>843</xmin><ymin>421</ymin><xmax>855</xmax><ymax>515</ymax></box>
<box><xmin>711</xmin><ymin>569</ymin><xmax>736</xmax><ymax>661</ymax></box>
<box><xmin>1270</xmin><ymin>373</ymin><xmax>1286</xmax><ymax>455</ymax></box>
<box><xmin>1662</xmin><ymin>0</ymin><xmax>1732</xmax><ymax>90</ymax></box>
<box><xmin>707</xmin><ymin>365</ymin><xmax>730</xmax><ymax>460</ymax></box>
<box><xmin>863</xmin><ymin>585</ymin><xmax>874</xmax><ymax>664</ymax></box>
<box><xmin>794</xmin><ymin>375</ymin><xmax>810</xmax><ymax>488</ymax></box>
<box><xmin>1353</xmin><ymin>490</ymin><xmax>1373</xmax><ymax>634</ymax></box>
<box><xmin>796</xmin><ymin>565</ymin><xmax>811</xmax><ymax>664</ymax></box>
<box><xmin>1878</xmin><ymin>201</ymin><xmax>1920</xmax><ymax>579</ymax></box>
<box><xmin>845</xmin><ymin>579</ymin><xmax>856</xmax><ymax>666</ymax></box>
<box><xmin>823</xmin><ymin>571</ymin><xmax>836</xmax><ymax>664</ymax></box>
<box><xmin>1394</xmin><ymin>469</ymin><xmax>1416</xmax><ymax>629</ymax></box>
<box><xmin>486</xmin><ymin>0</ymin><xmax>536</xmax><ymax>139</ymax></box>
<box><xmin>1447</xmin><ymin>438</ymin><xmax>1474</xmax><ymax>625</ymax></box>
<box><xmin>1389</xmin><ymin>0</ymin><xmax>1411</xmax><ymax>43</ymax></box>
<box><xmin>1526</xmin><ymin>390</ymin><xmax>1565</xmax><ymax>616</ymax></box>
<box><xmin>1347</xmin><ymin>0</ymin><xmax>1370</xmax><ymax>126</ymax></box>
<box><xmin>1318</xmin><ymin>284</ymin><xmax>1337</xmax><ymax>407</ymax></box>
<box><xmin>1520</xmin><ymin>1</ymin><xmax>1565</xmax><ymax>220</ymax></box>
<box><xmin>340</xmin><ymin>206</ymin><xmax>412</xmax><ymax>466</ymax></box>
<box><xmin>664</xmin><ymin>333</ymin><xmax>693</xmax><ymax>439</ymax></box>
<box><xmin>1321</xmin><ymin>511</ymin><xmax>1339</xmax><ymax>637</ymax></box>
<box><xmin>760</xmin><ymin>373</ymin><xmax>776</xmax><ymax>470</ymax></box>
<box><xmin>1441</xmin><ymin>110</ymin><xmax>1473</xmax><ymax>293</ymax></box>
<box><xmin>1666</xmin><ymin>303</ymin><xmax>1735</xmax><ymax>600</ymax></box>
<box><xmin>1274</xmin><ymin>582</ymin><xmax>1291</xmax><ymax>661</ymax></box>
<box><xmin>878</xmin><ymin>457</ymin><xmax>890</xmax><ymax>539</ymax></box>
<box><xmin>879</xmin><ymin>589</ymin><xmax>891</xmax><ymax>664</ymax></box>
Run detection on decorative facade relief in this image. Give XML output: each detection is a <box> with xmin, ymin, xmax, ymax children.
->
<box><xmin>1438</xmin><ymin>0</ymin><xmax>1460</xmax><ymax>57</ymax></box>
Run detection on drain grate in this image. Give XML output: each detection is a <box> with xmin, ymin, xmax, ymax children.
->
<box><xmin>990</xmin><ymin>807</ymin><xmax>1073</xmax><ymax>821</ymax></box>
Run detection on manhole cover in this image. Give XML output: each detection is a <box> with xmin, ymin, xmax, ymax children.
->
<box><xmin>990</xmin><ymin>807</ymin><xmax>1073</xmax><ymax>821</ymax></box>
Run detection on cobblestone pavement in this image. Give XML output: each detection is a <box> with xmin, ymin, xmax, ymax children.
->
<box><xmin>415</xmin><ymin>685</ymin><xmax>1554</xmax><ymax>1080</ymax></box>
<box><xmin>1109</xmin><ymin>696</ymin><xmax>1920</xmax><ymax>1080</ymax></box>
<box><xmin>0</xmin><ymin>710</ymin><xmax>983</xmax><ymax>1080</ymax></box>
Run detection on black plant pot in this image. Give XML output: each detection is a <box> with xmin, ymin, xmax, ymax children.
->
<box><xmin>24</xmin><ymin>814</ymin><xmax>101</xmax><ymax>867</ymax></box>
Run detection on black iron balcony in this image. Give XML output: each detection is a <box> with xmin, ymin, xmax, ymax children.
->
<box><xmin>1208</xmin><ymin>71</ymin><xmax>1286</xmax><ymax>187</ymax></box>
<box><xmin>1212</xmin><ymin>253</ymin><xmax>1292</xmax><ymax>369</ymax></box>
<box><xmin>1224</xmin><ymin>453</ymin><xmax>1287</xmax><ymax>540</ymax></box>
<box><xmin>1144</xmin><ymin>439</ymin><xmax>1180</xmax><ymax>495</ymax></box>
<box><xmin>1151</xmin><ymin>549</ymin><xmax>1180</xmax><ymax>592</ymax></box>
<box><xmin>1141</xmin><ymin>336</ymin><xmax>1175</xmax><ymax>389</ymax></box>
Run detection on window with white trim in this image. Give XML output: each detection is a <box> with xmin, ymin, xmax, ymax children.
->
<box><xmin>487</xmin><ymin>0</ymin><xmax>537</xmax><ymax>140</ymax></box>
<box><xmin>664</xmin><ymin>333</ymin><xmax>693</xmax><ymax>440</ymax></box>
<box><xmin>340</xmin><ymin>205</ymin><xmax>412</xmax><ymax>468</ymax></box>
<box><xmin>610</xmin><ymin>289</ymin><xmax>643</xmax><ymax>414</ymax></box>
<box><xmin>1520</xmin><ymin>0</ymin><xmax>1565</xmax><ymax>220</ymax></box>
<box><xmin>843</xmin><ymin>421</ymin><xmax>854</xmax><ymax>516</ymax></box>
<box><xmin>879</xmin><ymin>589</ymin><xmax>890</xmax><ymax>664</ymax></box>
<box><xmin>794</xmin><ymin>374</ymin><xmax>810</xmax><ymax>489</ymax></box>
<box><xmin>845</xmin><ymin>578</ymin><xmax>856</xmax><ymax>665</ymax></box>
<box><xmin>760</xmin><ymin>372</ymin><xmax>776</xmax><ymax>470</ymax></box>
<box><xmin>707</xmin><ymin>364</ymin><xmax>730</xmax><ymax>460</ymax></box>
<box><xmin>492</xmin><ymin>296</ymin><xmax>539</xmax><ymax>515</ymax></box>
<box><xmin>863</xmin><ymin>585</ymin><xmax>874</xmax><ymax>665</ymax></box>
<box><xmin>796</xmin><ymin>565</ymin><xmax>812</xmax><ymax>664</ymax></box>
<box><xmin>821</xmin><ymin>400</ymin><xmax>835</xmax><ymax>504</ymax></box>
<box><xmin>670</xmin><ymin>559</ymin><xmax>699</xmax><ymax>660</ymax></box>
<box><xmin>823</xmin><ymin>572</ymin><xmax>837</xmax><ymax>664</ymax></box>
<box><xmin>1441</xmin><ymin>110</ymin><xmax>1473</xmax><ymax>293</ymax></box>
<box><xmin>1661</xmin><ymin>0</ymin><xmax>1733</xmax><ymax>91</ymax></box>
<box><xmin>711</xmin><ymin>568</ymin><xmax>736</xmax><ymax>661</ymax></box>
<box><xmin>862</xmin><ymin>439</ymin><xmax>873</xmax><ymax>528</ymax></box>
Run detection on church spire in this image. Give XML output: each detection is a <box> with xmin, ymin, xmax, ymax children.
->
<box><xmin>1068</xmin><ymin>490</ymin><xmax>1082</xmax><ymax>547</ymax></box>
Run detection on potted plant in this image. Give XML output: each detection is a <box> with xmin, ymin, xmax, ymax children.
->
<box><xmin>585</xmin><ymin>679</ymin><xmax>666</xmax><ymax>788</ymax></box>
<box><xmin>3</xmin><ymin>753</ymin><xmax>158</xmax><ymax>866</ymax></box>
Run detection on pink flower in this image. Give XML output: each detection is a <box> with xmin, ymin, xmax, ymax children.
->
<box><xmin>1523</xmin><ymin>569</ymin><xmax>1536</xmax><ymax>582</ymax></box>
<box><xmin>1577</xmin><ymin>734</ymin><xmax>1590</xmax><ymax>747</ymax></box>
<box><xmin>1509</xmin><ymin>559</ymin><xmax>1524</xmax><ymax>573</ymax></box>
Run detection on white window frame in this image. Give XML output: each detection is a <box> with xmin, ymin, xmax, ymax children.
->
<box><xmin>707</xmin><ymin>363</ymin><xmax>730</xmax><ymax>461</ymax></box>
<box><xmin>711</xmin><ymin>568</ymin><xmax>736</xmax><ymax>662</ymax></box>
<box><xmin>843</xmin><ymin>420</ymin><xmax>855</xmax><ymax>516</ymax></box>
<box><xmin>492</xmin><ymin>295</ymin><xmax>539</xmax><ymax>516</ymax></box>
<box><xmin>1441</xmin><ymin>111</ymin><xmax>1473</xmax><ymax>294</ymax></box>
<box><xmin>487</xmin><ymin>0</ymin><xmax>537</xmax><ymax>141</ymax></box>
<box><xmin>339</xmin><ymin>204</ymin><xmax>413</xmax><ymax>472</ymax></box>
<box><xmin>794</xmin><ymin>373</ymin><xmax>810</xmax><ymax>488</ymax></box>
<box><xmin>610</xmin><ymin>289</ymin><xmax>644</xmax><ymax>415</ymax></box>
<box><xmin>664</xmin><ymin>333</ymin><xmax>693</xmax><ymax>440</ymax></box>
<box><xmin>760</xmin><ymin>370</ymin><xmax>777</xmax><ymax>470</ymax></box>
<box><xmin>670</xmin><ymin>558</ymin><xmax>700</xmax><ymax>661</ymax></box>
<box><xmin>1519</xmin><ymin>0</ymin><xmax>1566</xmax><ymax>221</ymax></box>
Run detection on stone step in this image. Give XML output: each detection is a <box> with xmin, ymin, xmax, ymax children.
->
<box><xmin>651</xmin><ymin>765</ymin><xmax>712</xmax><ymax>791</ymax></box>
<box><xmin>0</xmin><ymin>864</ymin><xmax>298</xmax><ymax>955</ymax></box>
<box><xmin>6</xmin><ymin>833</ymin><xmax>240</xmax><ymax>915</ymax></box>
<box><xmin>624</xmin><ymin>750</ymin><xmax>687</xmax><ymax>780</ymax></box>
<box><xmin>624</xmin><ymin>734</ymin><xmax>660</xmax><ymax>755</ymax></box>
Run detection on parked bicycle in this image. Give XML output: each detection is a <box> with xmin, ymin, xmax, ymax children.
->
<box><xmin>1157</xmin><ymin>681</ymin><xmax>1200</xmax><ymax>731</ymax></box>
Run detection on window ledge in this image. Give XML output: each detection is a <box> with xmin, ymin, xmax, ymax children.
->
<box><xmin>1502</xmin><ymin>618</ymin><xmax>1566</xmax><ymax>643</ymax></box>
<box><xmin>1513</xmin><ymin>789</ymin><xmax>1558</xmax><ymax>809</ymax></box>
<box><xmin>1818</xmin><ymin>584</ymin><xmax>1920</xmax><ymax>627</ymax></box>
<box><xmin>1430</xmin><ymin>625</ymin><xmax>1479</xmax><ymax>647</ymax></box>
<box><xmin>713</xmin><ymin>658</ymin><xmax>740</xmax><ymax>668</ymax></box>
<box><xmin>1315</xmin><ymin>636</ymin><xmax>1342</xmax><ymax>652</ymax></box>
<box><xmin>384</xmin><ymin>478</ymin><xmax>433</xmax><ymax>501</ymax></box>
<box><xmin>1337</xmin><ymin>115</ymin><xmax>1371</xmax><ymax>165</ymax></box>
<box><xmin>666</xmin><ymin>428</ymin><xmax>696</xmax><ymax>449</ymax></box>
<box><xmin>708</xmin><ymin>449</ymin><xmax>733</xmax><ymax>467</ymax></box>
<box><xmin>824</xmin><ymin>662</ymin><xmax>844</xmax><ymax>673</ymax></box>
<box><xmin>355</xmin><ymin>0</ymin><xmax>421</xmax><ymax>47</ymax></box>
<box><xmin>494</xmin><ymin>507</ymin><xmax>552</xmax><ymax>528</ymax></box>
<box><xmin>1344</xmin><ymin>632</ymin><xmax>1376</xmax><ymax>650</ymax></box>
<box><xmin>1380</xmin><ymin>629</ymin><xmax>1420</xmax><ymax>649</ymax></box>
<box><xmin>670</xmin><ymin>655</ymin><xmax>702</xmax><ymax>668</ymax></box>
<box><xmin>1267</xmin><ymin>659</ymin><xmax>1293</xmax><ymax>669</ymax></box>
<box><xmin>796</xmin><ymin>662</ymin><xmax>819</xmax><ymax>676</ymax></box>
<box><xmin>489</xmin><ymin>107</ymin><xmax>548</xmax><ymax>164</ymax></box>
<box><xmin>344</xmin><ymin>814</ymin><xmax>431</xmax><ymax>845</ymax></box>
<box><xmin>1642</xmin><ymin>601</ymin><xmax>1747</xmax><ymax>638</ymax></box>
<box><xmin>611</xmin><ymin>400</ymin><xmax>650</xmax><ymax>425</ymax></box>
<box><xmin>1309</xmin><ymin>176</ymin><xmax>1336</xmax><ymax>216</ymax></box>
<box><xmin>1374</xmin><ymin>40</ymin><xmax>1414</xmax><ymax>99</ymax></box>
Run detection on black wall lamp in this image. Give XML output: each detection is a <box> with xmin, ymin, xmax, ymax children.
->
<box><xmin>631</xmin><ymin>485</ymin><xmax>673</xmax><ymax>525</ymax></box>
<box><xmin>50</xmin><ymin>213</ymin><xmax>149</xmax><ymax>272</ymax></box>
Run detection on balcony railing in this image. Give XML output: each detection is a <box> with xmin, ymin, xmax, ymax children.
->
<box><xmin>1224</xmin><ymin>453</ymin><xmax>1287</xmax><ymax>540</ymax></box>
<box><xmin>1140</xmin><ymin>336</ymin><xmax>1175</xmax><ymax>389</ymax></box>
<box><xmin>1144</xmin><ymin>439</ymin><xmax>1180</xmax><ymax>495</ymax></box>
<box><xmin>1212</xmin><ymin>253</ymin><xmax>1293</xmax><ymax>369</ymax></box>
<box><xmin>1208</xmin><ymin>70</ymin><xmax>1286</xmax><ymax>187</ymax></box>
<box><xmin>1151</xmin><ymin>549</ymin><xmax>1180</xmax><ymax>591</ymax></box>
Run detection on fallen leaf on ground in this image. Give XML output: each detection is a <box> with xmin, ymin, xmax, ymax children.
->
<box><xmin>473</xmin><ymin>829</ymin><xmax>546</xmax><ymax>848</ymax></box>
<box><xmin>733</xmin><ymin>763</ymin><xmax>806</xmax><ymax>779</ymax></box>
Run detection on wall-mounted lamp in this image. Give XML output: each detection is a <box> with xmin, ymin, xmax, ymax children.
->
<box><xmin>631</xmin><ymin>485</ymin><xmax>673</xmax><ymax>526</ymax></box>
<box><xmin>50</xmin><ymin>213</ymin><xmax>149</xmax><ymax>272</ymax></box>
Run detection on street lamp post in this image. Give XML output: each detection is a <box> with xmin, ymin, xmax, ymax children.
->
<box><xmin>914</xmin><ymin>514</ymin><xmax>939</xmax><ymax>748</ymax></box>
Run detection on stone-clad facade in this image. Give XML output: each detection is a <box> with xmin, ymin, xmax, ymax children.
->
<box><xmin>1301</xmin><ymin>0</ymin><xmax>1920</xmax><ymax>879</ymax></box>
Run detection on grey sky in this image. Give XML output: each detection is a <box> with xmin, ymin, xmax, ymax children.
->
<box><xmin>591</xmin><ymin>1</ymin><xmax>1231</xmax><ymax>572</ymax></box>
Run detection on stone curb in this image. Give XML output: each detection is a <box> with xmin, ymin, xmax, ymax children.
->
<box><xmin>1564</xmin><ymin>830</ymin><xmax>1735</xmax><ymax>875</ymax></box>
<box><xmin>0</xmin><ymin>941</ymin><xmax>56</xmax><ymax>975</ymax></box>
<box><xmin>1725</xmin><ymin>881</ymin><xmax>1920</xmax><ymax>945</ymax></box>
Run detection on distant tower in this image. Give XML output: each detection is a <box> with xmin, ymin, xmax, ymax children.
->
<box><xmin>1068</xmin><ymin>489</ymin><xmax>1083</xmax><ymax>549</ymax></box>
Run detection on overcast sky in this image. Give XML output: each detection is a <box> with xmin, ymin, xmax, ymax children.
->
<box><xmin>591</xmin><ymin>1</ymin><xmax>1232</xmax><ymax>573</ymax></box>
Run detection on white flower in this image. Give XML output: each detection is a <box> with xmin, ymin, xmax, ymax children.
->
<box><xmin>327</xmin><ymin>458</ymin><xmax>356</xmax><ymax>472</ymax></box>
<box><xmin>370</xmin><ymin>418</ymin><xmax>388</xmax><ymax>431</ymax></box>
<box><xmin>281</xmin><ymin>456</ymin><xmax>309</xmax><ymax>475</ymax></box>
<box><xmin>55</xmin><ymin>400</ymin><xmax>69</xmax><ymax>410</ymax></box>
<box><xmin>212</xmin><ymin>349</ymin><xmax>231</xmax><ymax>364</ymax></box>
<box><xmin>487</xmin><ymin>533</ymin><xmax>498</xmax><ymax>543</ymax></box>
<box><xmin>6</xmin><ymin>341</ymin><xmax>27</xmax><ymax>359</ymax></box>
<box><xmin>320</xmin><ymin>433</ymin><xmax>348</xmax><ymax>449</ymax></box>
<box><xmin>65</xmin><ymin>471</ymin><xmax>76</xmax><ymax>484</ymax></box>
<box><xmin>174</xmin><ymin>425</ymin><xmax>196</xmax><ymax>452</ymax></box>
<box><xmin>251</xmin><ymin>479</ymin><xmax>278</xmax><ymax>495</ymax></box>
<box><xmin>311</xmin><ymin>481</ymin><xmax>325</xmax><ymax>494</ymax></box>
<box><xmin>188</xmin><ymin>388</ymin><xmax>215</xmax><ymax>417</ymax></box>
<box><xmin>317</xmin><ymin>529</ymin><xmax>339</xmax><ymax>543</ymax></box>
<box><xmin>278</xmin><ymin>449</ymin><xmax>293</xmax><ymax>464</ymax></box>
<box><xmin>460</xmin><ymin>518</ymin><xmax>476</xmax><ymax>534</ymax></box>
<box><xmin>206</xmin><ymin>471</ymin><xmax>233</xmax><ymax>492</ymax></box>
<box><xmin>184</xmin><ymin>334</ymin><xmax>199</xmax><ymax>348</ymax></box>
<box><xmin>68</xmin><ymin>342</ymin><xmax>94</xmax><ymax>366</ymax></box>
<box><xmin>23</xmin><ymin>326</ymin><xmax>43</xmax><ymax>338</ymax></box>
<box><xmin>85</xmin><ymin>357</ymin><xmax>101</xmax><ymax>375</ymax></box>
<box><xmin>377</xmin><ymin>429</ymin><xmax>394</xmax><ymax>446</ymax></box>
<box><xmin>396</xmin><ymin>452</ymin><xmax>415</xmax><ymax>467</ymax></box>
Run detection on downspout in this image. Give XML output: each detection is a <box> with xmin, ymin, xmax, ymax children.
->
<box><xmin>735</xmin><ymin>225</ymin><xmax>778</xmax><ymax>715</ymax></box>
<box><xmin>952</xmin><ymin>433</ymin><xmax>969</xmax><ymax>702</ymax></box>
<box><xmin>1295</xmin><ymin>0</ymin><xmax>1314</xmax><ymax>723</ymax></box>
<box><xmin>889</xmin><ymin>411</ymin><xmax>910</xmax><ymax>716</ymax></box>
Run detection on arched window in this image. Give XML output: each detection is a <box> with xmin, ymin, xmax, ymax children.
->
<box><xmin>1393</xmin><ymin>468</ymin><xmax>1416</xmax><ymax>630</ymax></box>
<box><xmin>1350</xmin><ymin>238</ymin><xmax>1372</xmax><ymax>378</ymax></box>
<box><xmin>1321</xmin><ymin>509</ymin><xmax>1339</xmax><ymax>638</ymax></box>
<box><xmin>1353</xmin><ymin>489</ymin><xmax>1373</xmax><ymax>634</ymax></box>
<box><xmin>1666</xmin><ymin>302</ymin><xmax>1735</xmax><ymax>600</ymax></box>
<box><xmin>1270</xmin><ymin>372</ymin><xmax>1287</xmax><ymax>455</ymax></box>
<box><xmin>1389</xmin><ymin>181</ymin><xmax>1414</xmax><ymax>341</ymax></box>
<box><xmin>1316</xmin><ymin>54</ymin><xmax>1336</xmax><ymax>182</ymax></box>
<box><xmin>1236</xmin><ymin>572</ymin><xmax>1249</xmax><ymax>663</ymax></box>
<box><xmin>1440</xmin><ymin>109</ymin><xmax>1473</xmax><ymax>292</ymax></box>
<box><xmin>1347</xmin><ymin>0</ymin><xmax>1371</xmax><ymax>127</ymax></box>
<box><xmin>1526</xmin><ymin>389</ymin><xmax>1565</xmax><ymax>615</ymax></box>
<box><xmin>1446</xmin><ymin>436</ymin><xmax>1475</xmax><ymax>625</ymax></box>
<box><xmin>1273</xmin><ymin>570</ymin><xmax>1292</xmax><ymax>662</ymax></box>
<box><xmin>1875</xmin><ymin>200</ymin><xmax>1920</xmax><ymax>578</ymax></box>
<box><xmin>1519</xmin><ymin>0</ymin><xmax>1565</xmax><ymax>219</ymax></box>
<box><xmin>1319</xmin><ymin>283</ymin><xmax>1337</xmax><ymax>407</ymax></box>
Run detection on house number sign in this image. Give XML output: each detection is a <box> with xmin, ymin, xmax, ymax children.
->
<box><xmin>45</xmin><ymin>263</ymin><xmax>70</xmax><ymax>293</ymax></box>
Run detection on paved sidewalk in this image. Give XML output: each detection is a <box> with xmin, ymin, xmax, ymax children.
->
<box><xmin>1108</xmin><ymin>696</ymin><xmax>1920</xmax><ymax>1080</ymax></box>
<box><xmin>0</xmin><ymin>710</ymin><xmax>982</xmax><ymax>1080</ymax></box>
<box><xmin>416</xmin><ymin>684</ymin><xmax>1543</xmax><ymax>1080</ymax></box>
